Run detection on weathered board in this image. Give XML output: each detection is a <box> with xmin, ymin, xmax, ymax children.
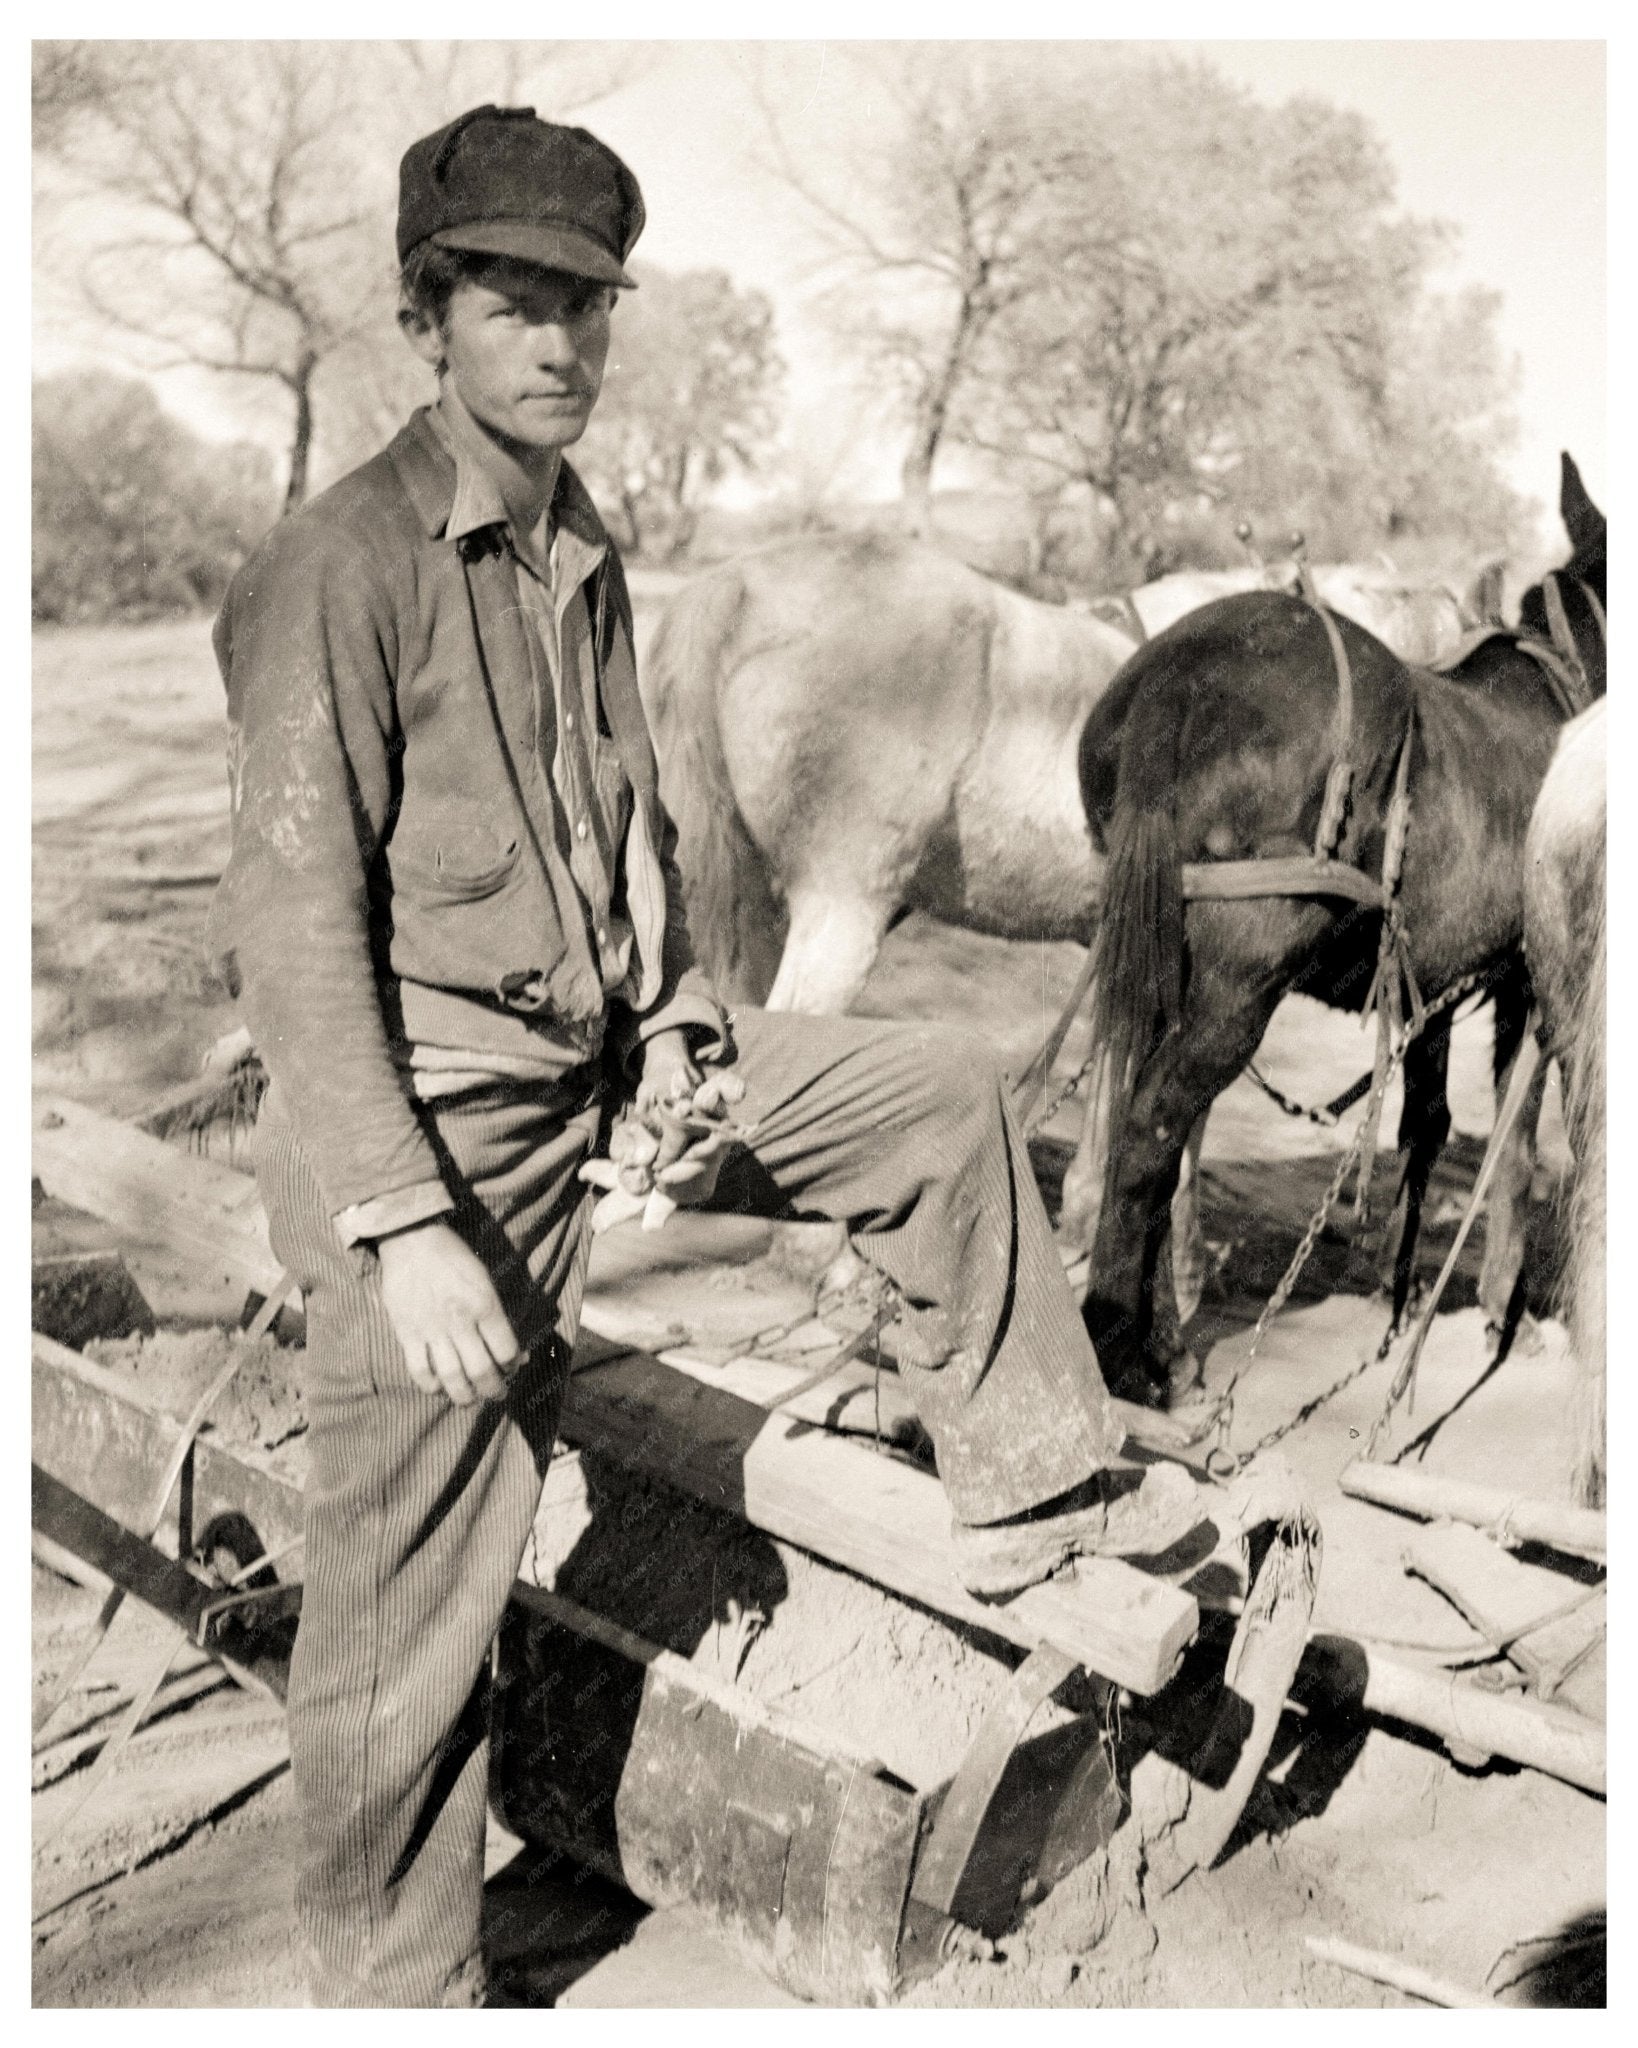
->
<box><xmin>1404</xmin><ymin>1522</ymin><xmax>1605</xmax><ymax>1713</ymax></box>
<box><xmin>35</xmin><ymin>1099</ymin><xmax>1199</xmax><ymax>1692</ymax></box>
<box><xmin>559</xmin><ymin>1352</ymin><xmax>1198</xmax><ymax>1696</ymax></box>
<box><xmin>33</xmin><ymin>1095</ymin><xmax>286</xmax><ymax>1302</ymax></box>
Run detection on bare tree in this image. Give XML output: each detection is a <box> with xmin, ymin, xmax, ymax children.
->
<box><xmin>752</xmin><ymin>48</ymin><xmax>1120</xmax><ymax>532</ymax></box>
<box><xmin>575</xmin><ymin>266</ymin><xmax>783</xmax><ymax>560</ymax></box>
<box><xmin>36</xmin><ymin>40</ymin><xmax>652</xmax><ymax>510</ymax></box>
<box><xmin>42</xmin><ymin>43</ymin><xmax>373</xmax><ymax>509</ymax></box>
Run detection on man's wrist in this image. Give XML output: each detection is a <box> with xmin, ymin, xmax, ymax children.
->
<box><xmin>334</xmin><ymin>1178</ymin><xmax>455</xmax><ymax>1249</ymax></box>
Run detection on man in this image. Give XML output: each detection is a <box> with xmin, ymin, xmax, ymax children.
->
<box><xmin>210</xmin><ymin>104</ymin><xmax>1199</xmax><ymax>2008</ymax></box>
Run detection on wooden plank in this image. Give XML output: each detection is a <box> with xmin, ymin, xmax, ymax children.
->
<box><xmin>1340</xmin><ymin>1459</ymin><xmax>1605</xmax><ymax>1564</ymax></box>
<box><xmin>560</xmin><ymin>1352</ymin><xmax>1198</xmax><ymax>1696</ymax></box>
<box><xmin>33</xmin><ymin>1099</ymin><xmax>1198</xmax><ymax>1691</ymax></box>
<box><xmin>32</xmin><ymin>1333</ymin><xmax>305</xmax><ymax>1563</ymax></box>
<box><xmin>32</xmin><ymin>1095</ymin><xmax>285</xmax><ymax>1301</ymax></box>
<box><xmin>581</xmin><ymin>1294</ymin><xmax>1208</xmax><ymax>1460</ymax></box>
<box><xmin>32</xmin><ymin>1336</ymin><xmax>940</xmax><ymax>2002</ymax></box>
<box><xmin>1404</xmin><ymin>1523</ymin><xmax>1605</xmax><ymax>1699</ymax></box>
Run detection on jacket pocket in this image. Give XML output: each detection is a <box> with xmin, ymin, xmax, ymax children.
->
<box><xmin>385</xmin><ymin>814</ymin><xmax>564</xmax><ymax>998</ymax></box>
<box><xmin>391</xmin><ymin>828</ymin><xmax>520</xmax><ymax>909</ymax></box>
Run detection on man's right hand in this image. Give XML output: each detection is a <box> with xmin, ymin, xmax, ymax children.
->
<box><xmin>375</xmin><ymin>1220</ymin><xmax>521</xmax><ymax>1406</ymax></box>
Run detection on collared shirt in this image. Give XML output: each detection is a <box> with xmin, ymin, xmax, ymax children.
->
<box><xmin>335</xmin><ymin>405</ymin><xmax>639</xmax><ymax>1245</ymax></box>
<box><xmin>212</xmin><ymin>402</ymin><xmax>729</xmax><ymax>1250</ymax></box>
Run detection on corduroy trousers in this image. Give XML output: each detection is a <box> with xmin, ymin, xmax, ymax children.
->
<box><xmin>257</xmin><ymin>1005</ymin><xmax>1120</xmax><ymax>2006</ymax></box>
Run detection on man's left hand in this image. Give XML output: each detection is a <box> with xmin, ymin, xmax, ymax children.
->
<box><xmin>634</xmin><ymin>1028</ymin><xmax>701</xmax><ymax>1124</ymax></box>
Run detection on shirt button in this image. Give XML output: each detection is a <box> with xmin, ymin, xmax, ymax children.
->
<box><xmin>576</xmin><ymin>819</ymin><xmax>589</xmax><ymax>840</ymax></box>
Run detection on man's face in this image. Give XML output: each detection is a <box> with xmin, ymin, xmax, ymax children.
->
<box><xmin>423</xmin><ymin>256</ymin><xmax>613</xmax><ymax>454</ymax></box>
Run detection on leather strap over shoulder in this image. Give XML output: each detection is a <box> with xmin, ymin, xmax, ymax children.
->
<box><xmin>1295</xmin><ymin>577</ymin><xmax>1356</xmax><ymax>863</ymax></box>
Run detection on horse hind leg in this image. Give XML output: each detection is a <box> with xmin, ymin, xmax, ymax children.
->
<box><xmin>766</xmin><ymin>889</ymin><xmax>893</xmax><ymax>1015</ymax></box>
<box><xmin>1087</xmin><ymin>995</ymin><xmax>1279</xmax><ymax>1408</ymax></box>
<box><xmin>1061</xmin><ymin>1079</ymin><xmax>1210</xmax><ymax>1323</ymax></box>
<box><xmin>1374</xmin><ymin>1017</ymin><xmax>1454</xmax><ymax>1327</ymax></box>
<box><xmin>1478</xmin><ymin>968</ymin><xmax>1549</xmax><ymax>1352</ymax></box>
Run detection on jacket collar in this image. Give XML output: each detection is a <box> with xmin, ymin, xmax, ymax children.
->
<box><xmin>388</xmin><ymin>404</ymin><xmax>610</xmax><ymax>566</ymax></box>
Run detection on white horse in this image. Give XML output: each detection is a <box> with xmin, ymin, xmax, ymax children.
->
<box><xmin>1523</xmin><ymin>700</ymin><xmax>1606</xmax><ymax>1506</ymax></box>
<box><xmin>640</xmin><ymin>530</ymin><xmax>1211</xmax><ymax>1298</ymax></box>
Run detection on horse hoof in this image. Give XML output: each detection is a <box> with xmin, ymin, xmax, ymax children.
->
<box><xmin>1485</xmin><ymin>1312</ymin><xmax>1545</xmax><ymax>1359</ymax></box>
<box><xmin>1099</xmin><ymin>1353</ymin><xmax>1167</xmax><ymax>1411</ymax></box>
<box><xmin>1167</xmin><ymin>1350</ymin><xmax>1206</xmax><ymax>1406</ymax></box>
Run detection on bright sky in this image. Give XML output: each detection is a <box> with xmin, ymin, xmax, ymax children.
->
<box><xmin>32</xmin><ymin>31</ymin><xmax>1607</xmax><ymax>530</ymax></box>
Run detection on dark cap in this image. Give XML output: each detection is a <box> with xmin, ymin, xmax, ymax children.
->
<box><xmin>398</xmin><ymin>104</ymin><xmax>644</xmax><ymax>288</ymax></box>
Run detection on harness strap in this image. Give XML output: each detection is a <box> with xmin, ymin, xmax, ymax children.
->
<box><xmin>1517</xmin><ymin>638</ymin><xmax>1588</xmax><ymax>721</ymax></box>
<box><xmin>1353</xmin><ymin>724</ymin><xmax>1421</xmax><ymax>1221</ymax></box>
<box><xmin>1298</xmin><ymin>587</ymin><xmax>1358</xmax><ymax>861</ymax></box>
<box><xmin>1540</xmin><ymin>572</ymin><xmax>1591</xmax><ymax>708</ymax></box>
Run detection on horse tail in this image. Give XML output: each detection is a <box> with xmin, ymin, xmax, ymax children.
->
<box><xmin>1563</xmin><ymin>883</ymin><xmax>1606</xmax><ymax>1507</ymax></box>
<box><xmin>1081</xmin><ymin>674</ymin><xmax>1188</xmax><ymax>1226</ymax></box>
<box><xmin>643</xmin><ymin>566</ymin><xmax>785</xmax><ymax>1001</ymax></box>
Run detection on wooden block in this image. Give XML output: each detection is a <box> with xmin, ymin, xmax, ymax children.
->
<box><xmin>561</xmin><ymin>1352</ymin><xmax>1198</xmax><ymax>1696</ymax></box>
<box><xmin>33</xmin><ymin>1096</ymin><xmax>285</xmax><ymax>1301</ymax></box>
<box><xmin>1404</xmin><ymin>1522</ymin><xmax>1605</xmax><ymax>1700</ymax></box>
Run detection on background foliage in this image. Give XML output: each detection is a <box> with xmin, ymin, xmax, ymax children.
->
<box><xmin>33</xmin><ymin>39</ymin><xmax>1538</xmax><ymax>620</ymax></box>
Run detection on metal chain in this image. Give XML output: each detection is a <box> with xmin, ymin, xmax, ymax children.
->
<box><xmin>1204</xmin><ymin>963</ymin><xmax>1500</xmax><ymax>1474</ymax></box>
<box><xmin>1023</xmin><ymin>1052</ymin><xmax>1097</xmax><ymax>1138</ymax></box>
<box><xmin>1244</xmin><ymin>1059</ymin><xmax>1378</xmax><ymax>1129</ymax></box>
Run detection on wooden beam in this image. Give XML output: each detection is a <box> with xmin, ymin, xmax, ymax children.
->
<box><xmin>1404</xmin><ymin>1523</ymin><xmax>1605</xmax><ymax>1703</ymax></box>
<box><xmin>1301</xmin><ymin>1635</ymin><xmax>1604</xmax><ymax>1795</ymax></box>
<box><xmin>560</xmin><ymin>1351</ymin><xmax>1198</xmax><ymax>1696</ymax></box>
<box><xmin>32</xmin><ymin>1095</ymin><xmax>285</xmax><ymax>1301</ymax></box>
<box><xmin>580</xmin><ymin>1295</ymin><xmax>1210</xmax><ymax>1460</ymax></box>
<box><xmin>1339</xmin><ymin>1459</ymin><xmax>1605</xmax><ymax>1564</ymax></box>
<box><xmin>34</xmin><ymin>1098</ymin><xmax>1199</xmax><ymax>1692</ymax></box>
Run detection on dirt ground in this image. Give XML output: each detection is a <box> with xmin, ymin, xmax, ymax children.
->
<box><xmin>31</xmin><ymin>614</ymin><xmax>1604</xmax><ymax>2008</ymax></box>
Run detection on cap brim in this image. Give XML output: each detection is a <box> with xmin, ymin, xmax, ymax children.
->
<box><xmin>428</xmin><ymin>219</ymin><xmax>636</xmax><ymax>289</ymax></box>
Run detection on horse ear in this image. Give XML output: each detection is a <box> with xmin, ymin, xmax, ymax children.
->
<box><xmin>1560</xmin><ymin>453</ymin><xmax>1605</xmax><ymax>553</ymax></box>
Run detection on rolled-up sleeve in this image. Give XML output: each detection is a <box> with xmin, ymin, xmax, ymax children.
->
<box><xmin>210</xmin><ymin>516</ymin><xmax>452</xmax><ymax>1229</ymax></box>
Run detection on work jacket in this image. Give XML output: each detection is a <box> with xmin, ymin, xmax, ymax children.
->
<box><xmin>209</xmin><ymin>407</ymin><xmax>726</xmax><ymax>1226</ymax></box>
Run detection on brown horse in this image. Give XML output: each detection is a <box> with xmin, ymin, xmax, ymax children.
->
<box><xmin>1077</xmin><ymin>455</ymin><xmax>1606</xmax><ymax>1408</ymax></box>
<box><xmin>1121</xmin><ymin>561</ymin><xmax>1474</xmax><ymax>665</ymax></box>
<box><xmin>1523</xmin><ymin>700</ymin><xmax>1606</xmax><ymax>1505</ymax></box>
